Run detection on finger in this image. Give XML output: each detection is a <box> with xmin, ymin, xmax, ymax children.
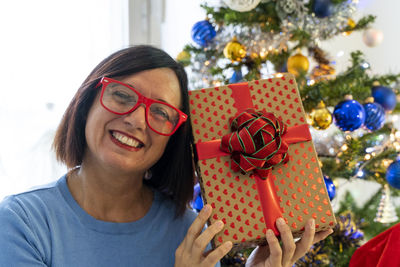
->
<box><xmin>292</xmin><ymin>218</ymin><xmax>315</xmax><ymax>261</ymax></box>
<box><xmin>312</xmin><ymin>228</ymin><xmax>334</xmax><ymax>244</ymax></box>
<box><xmin>183</xmin><ymin>205</ymin><xmax>212</xmax><ymax>249</ymax></box>
<box><xmin>202</xmin><ymin>241</ymin><xmax>233</xmax><ymax>267</ymax></box>
<box><xmin>191</xmin><ymin>220</ymin><xmax>224</xmax><ymax>259</ymax></box>
<box><xmin>276</xmin><ymin>218</ymin><xmax>296</xmax><ymax>267</ymax></box>
<box><xmin>266</xmin><ymin>229</ymin><xmax>282</xmax><ymax>266</ymax></box>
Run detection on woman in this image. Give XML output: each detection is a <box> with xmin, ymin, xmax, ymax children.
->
<box><xmin>0</xmin><ymin>45</ymin><xmax>332</xmax><ymax>266</ymax></box>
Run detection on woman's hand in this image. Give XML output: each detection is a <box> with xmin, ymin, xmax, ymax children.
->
<box><xmin>175</xmin><ymin>204</ymin><xmax>233</xmax><ymax>267</ymax></box>
<box><xmin>245</xmin><ymin>217</ymin><xmax>333</xmax><ymax>267</ymax></box>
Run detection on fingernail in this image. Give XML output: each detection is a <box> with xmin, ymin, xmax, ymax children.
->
<box><xmin>224</xmin><ymin>241</ymin><xmax>233</xmax><ymax>249</ymax></box>
<box><xmin>215</xmin><ymin>220</ymin><xmax>224</xmax><ymax>228</ymax></box>
<box><xmin>277</xmin><ymin>217</ymin><xmax>286</xmax><ymax>226</ymax></box>
<box><xmin>203</xmin><ymin>205</ymin><xmax>210</xmax><ymax>213</ymax></box>
<box><xmin>266</xmin><ymin>229</ymin><xmax>274</xmax><ymax>239</ymax></box>
<box><xmin>309</xmin><ymin>219</ymin><xmax>315</xmax><ymax>228</ymax></box>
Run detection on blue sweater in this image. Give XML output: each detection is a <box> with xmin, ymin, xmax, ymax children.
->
<box><xmin>0</xmin><ymin>175</ymin><xmax>198</xmax><ymax>266</ymax></box>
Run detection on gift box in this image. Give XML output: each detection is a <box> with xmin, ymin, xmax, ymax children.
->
<box><xmin>188</xmin><ymin>73</ymin><xmax>336</xmax><ymax>249</ymax></box>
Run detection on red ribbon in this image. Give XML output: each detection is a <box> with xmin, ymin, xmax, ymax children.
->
<box><xmin>195</xmin><ymin>82</ymin><xmax>311</xmax><ymax>235</ymax></box>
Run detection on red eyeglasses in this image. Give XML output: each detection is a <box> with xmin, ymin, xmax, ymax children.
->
<box><xmin>97</xmin><ymin>77</ymin><xmax>188</xmax><ymax>136</ymax></box>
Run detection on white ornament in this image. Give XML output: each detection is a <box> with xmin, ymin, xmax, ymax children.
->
<box><xmin>363</xmin><ymin>28</ymin><xmax>384</xmax><ymax>47</ymax></box>
<box><xmin>223</xmin><ymin>0</ymin><xmax>262</xmax><ymax>12</ymax></box>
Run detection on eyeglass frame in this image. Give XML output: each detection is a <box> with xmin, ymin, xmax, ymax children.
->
<box><xmin>96</xmin><ymin>77</ymin><xmax>188</xmax><ymax>136</ymax></box>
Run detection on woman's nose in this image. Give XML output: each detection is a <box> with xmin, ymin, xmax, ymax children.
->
<box><xmin>122</xmin><ymin>104</ymin><xmax>147</xmax><ymax>130</ymax></box>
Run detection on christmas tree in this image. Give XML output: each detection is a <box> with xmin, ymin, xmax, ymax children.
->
<box><xmin>181</xmin><ymin>0</ymin><xmax>400</xmax><ymax>266</ymax></box>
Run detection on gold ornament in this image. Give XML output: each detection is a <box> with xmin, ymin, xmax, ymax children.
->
<box><xmin>176</xmin><ymin>50</ymin><xmax>191</xmax><ymax>66</ymax></box>
<box><xmin>310</xmin><ymin>101</ymin><xmax>332</xmax><ymax>130</ymax></box>
<box><xmin>223</xmin><ymin>37</ymin><xmax>247</xmax><ymax>62</ymax></box>
<box><xmin>310</xmin><ymin>64</ymin><xmax>336</xmax><ymax>81</ymax></box>
<box><xmin>287</xmin><ymin>52</ymin><xmax>309</xmax><ymax>77</ymax></box>
<box><xmin>343</xmin><ymin>18</ymin><xmax>356</xmax><ymax>36</ymax></box>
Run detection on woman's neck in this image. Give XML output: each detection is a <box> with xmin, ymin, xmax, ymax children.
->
<box><xmin>67</xmin><ymin>164</ymin><xmax>154</xmax><ymax>223</ymax></box>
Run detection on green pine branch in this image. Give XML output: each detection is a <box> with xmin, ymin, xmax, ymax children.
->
<box><xmin>202</xmin><ymin>2</ymin><xmax>281</xmax><ymax>31</ymax></box>
<box><xmin>300</xmin><ymin>51</ymin><xmax>400</xmax><ymax>112</ymax></box>
<box><xmin>320</xmin><ymin>123</ymin><xmax>398</xmax><ymax>186</ymax></box>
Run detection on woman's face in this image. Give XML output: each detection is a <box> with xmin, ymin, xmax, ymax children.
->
<box><xmin>83</xmin><ymin>68</ymin><xmax>182</xmax><ymax>176</ymax></box>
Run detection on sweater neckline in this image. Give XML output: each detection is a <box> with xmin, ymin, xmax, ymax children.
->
<box><xmin>57</xmin><ymin>174</ymin><xmax>161</xmax><ymax>234</ymax></box>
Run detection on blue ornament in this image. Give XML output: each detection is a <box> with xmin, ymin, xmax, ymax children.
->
<box><xmin>312</xmin><ymin>0</ymin><xmax>334</xmax><ymax>18</ymax></box>
<box><xmin>386</xmin><ymin>160</ymin><xmax>400</xmax><ymax>189</ymax></box>
<box><xmin>371</xmin><ymin>86</ymin><xmax>397</xmax><ymax>111</ymax></box>
<box><xmin>229</xmin><ymin>69</ymin><xmax>243</xmax><ymax>83</ymax></box>
<box><xmin>191</xmin><ymin>183</ymin><xmax>204</xmax><ymax>212</ymax></box>
<box><xmin>363</xmin><ymin>102</ymin><xmax>385</xmax><ymax>131</ymax></box>
<box><xmin>324</xmin><ymin>176</ymin><xmax>336</xmax><ymax>200</ymax></box>
<box><xmin>191</xmin><ymin>20</ymin><xmax>216</xmax><ymax>47</ymax></box>
<box><xmin>333</xmin><ymin>98</ymin><xmax>365</xmax><ymax>131</ymax></box>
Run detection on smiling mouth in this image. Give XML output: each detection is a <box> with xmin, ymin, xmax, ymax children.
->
<box><xmin>111</xmin><ymin>131</ymin><xmax>144</xmax><ymax>148</ymax></box>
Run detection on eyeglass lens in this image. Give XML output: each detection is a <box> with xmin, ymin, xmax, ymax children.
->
<box><xmin>102</xmin><ymin>82</ymin><xmax>179</xmax><ymax>134</ymax></box>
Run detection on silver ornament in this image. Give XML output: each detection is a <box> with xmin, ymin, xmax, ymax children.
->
<box><xmin>275</xmin><ymin>0</ymin><xmax>308</xmax><ymax>22</ymax></box>
<box><xmin>279</xmin><ymin>0</ymin><xmax>296</xmax><ymax>14</ymax></box>
<box><xmin>375</xmin><ymin>184</ymin><xmax>399</xmax><ymax>224</ymax></box>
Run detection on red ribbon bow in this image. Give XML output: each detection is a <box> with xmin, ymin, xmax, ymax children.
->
<box><xmin>220</xmin><ymin>109</ymin><xmax>289</xmax><ymax>179</ymax></box>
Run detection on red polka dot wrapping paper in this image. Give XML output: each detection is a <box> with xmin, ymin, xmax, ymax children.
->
<box><xmin>188</xmin><ymin>74</ymin><xmax>336</xmax><ymax>249</ymax></box>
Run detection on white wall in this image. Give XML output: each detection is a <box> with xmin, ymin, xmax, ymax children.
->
<box><xmin>0</xmin><ymin>0</ymin><xmax>129</xmax><ymax>198</ymax></box>
<box><xmin>161</xmin><ymin>1</ymin><xmax>205</xmax><ymax>58</ymax></box>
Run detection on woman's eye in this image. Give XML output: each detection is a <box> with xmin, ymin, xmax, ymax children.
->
<box><xmin>113</xmin><ymin>90</ymin><xmax>134</xmax><ymax>103</ymax></box>
<box><xmin>151</xmin><ymin>106</ymin><xmax>170</xmax><ymax>121</ymax></box>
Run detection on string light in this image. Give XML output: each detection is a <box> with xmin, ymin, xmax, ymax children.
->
<box><xmin>212</xmin><ymin>80</ymin><xmax>222</xmax><ymax>86</ymax></box>
<box><xmin>336</xmin><ymin>51</ymin><xmax>344</xmax><ymax>57</ymax></box>
<box><xmin>260</xmin><ymin>49</ymin><xmax>268</xmax><ymax>59</ymax></box>
<box><xmin>361</xmin><ymin>62</ymin><xmax>370</xmax><ymax>69</ymax></box>
<box><xmin>394</xmin><ymin>142</ymin><xmax>400</xmax><ymax>151</ymax></box>
<box><xmin>382</xmin><ymin>159</ymin><xmax>391</xmax><ymax>167</ymax></box>
<box><xmin>365</xmin><ymin>147</ymin><xmax>374</xmax><ymax>153</ymax></box>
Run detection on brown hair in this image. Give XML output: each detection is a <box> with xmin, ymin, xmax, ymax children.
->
<box><xmin>53</xmin><ymin>45</ymin><xmax>194</xmax><ymax>216</ymax></box>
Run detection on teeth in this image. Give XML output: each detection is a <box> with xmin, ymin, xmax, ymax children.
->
<box><xmin>112</xmin><ymin>132</ymin><xmax>141</xmax><ymax>148</ymax></box>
